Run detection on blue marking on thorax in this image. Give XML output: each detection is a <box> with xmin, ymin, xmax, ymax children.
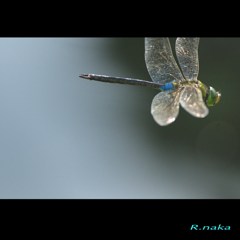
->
<box><xmin>160</xmin><ymin>83</ymin><xmax>174</xmax><ymax>91</ymax></box>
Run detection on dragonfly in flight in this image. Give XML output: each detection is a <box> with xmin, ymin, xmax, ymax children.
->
<box><xmin>80</xmin><ymin>38</ymin><xmax>221</xmax><ymax>126</ymax></box>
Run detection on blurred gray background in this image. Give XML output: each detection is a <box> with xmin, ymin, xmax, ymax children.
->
<box><xmin>0</xmin><ymin>38</ymin><xmax>239</xmax><ymax>198</ymax></box>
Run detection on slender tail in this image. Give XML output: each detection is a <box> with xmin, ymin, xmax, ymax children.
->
<box><xmin>80</xmin><ymin>74</ymin><xmax>161</xmax><ymax>90</ymax></box>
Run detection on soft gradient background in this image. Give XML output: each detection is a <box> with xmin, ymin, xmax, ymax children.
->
<box><xmin>0</xmin><ymin>38</ymin><xmax>239</xmax><ymax>198</ymax></box>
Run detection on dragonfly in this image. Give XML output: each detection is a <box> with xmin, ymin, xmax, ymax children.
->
<box><xmin>80</xmin><ymin>38</ymin><xmax>221</xmax><ymax>126</ymax></box>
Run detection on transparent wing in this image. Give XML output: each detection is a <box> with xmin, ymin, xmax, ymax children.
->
<box><xmin>175</xmin><ymin>38</ymin><xmax>200</xmax><ymax>81</ymax></box>
<box><xmin>151</xmin><ymin>90</ymin><xmax>182</xmax><ymax>126</ymax></box>
<box><xmin>180</xmin><ymin>86</ymin><xmax>209</xmax><ymax>118</ymax></box>
<box><xmin>145</xmin><ymin>38</ymin><xmax>185</xmax><ymax>84</ymax></box>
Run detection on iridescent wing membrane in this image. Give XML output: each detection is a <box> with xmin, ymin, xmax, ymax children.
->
<box><xmin>145</xmin><ymin>38</ymin><xmax>184</xmax><ymax>84</ymax></box>
<box><xmin>175</xmin><ymin>38</ymin><xmax>200</xmax><ymax>81</ymax></box>
<box><xmin>145</xmin><ymin>37</ymin><xmax>208</xmax><ymax>126</ymax></box>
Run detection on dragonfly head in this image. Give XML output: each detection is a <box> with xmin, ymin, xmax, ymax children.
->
<box><xmin>206</xmin><ymin>86</ymin><xmax>221</xmax><ymax>107</ymax></box>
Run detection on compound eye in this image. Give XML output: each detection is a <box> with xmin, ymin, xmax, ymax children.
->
<box><xmin>206</xmin><ymin>86</ymin><xmax>221</xmax><ymax>107</ymax></box>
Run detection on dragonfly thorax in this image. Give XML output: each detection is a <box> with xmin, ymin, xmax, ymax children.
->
<box><xmin>179</xmin><ymin>80</ymin><xmax>221</xmax><ymax>107</ymax></box>
<box><xmin>171</xmin><ymin>80</ymin><xmax>202</xmax><ymax>92</ymax></box>
<box><xmin>178</xmin><ymin>80</ymin><xmax>201</xmax><ymax>87</ymax></box>
<box><xmin>169</xmin><ymin>80</ymin><xmax>221</xmax><ymax>107</ymax></box>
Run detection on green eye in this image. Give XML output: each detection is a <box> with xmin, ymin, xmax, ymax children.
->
<box><xmin>206</xmin><ymin>86</ymin><xmax>221</xmax><ymax>107</ymax></box>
